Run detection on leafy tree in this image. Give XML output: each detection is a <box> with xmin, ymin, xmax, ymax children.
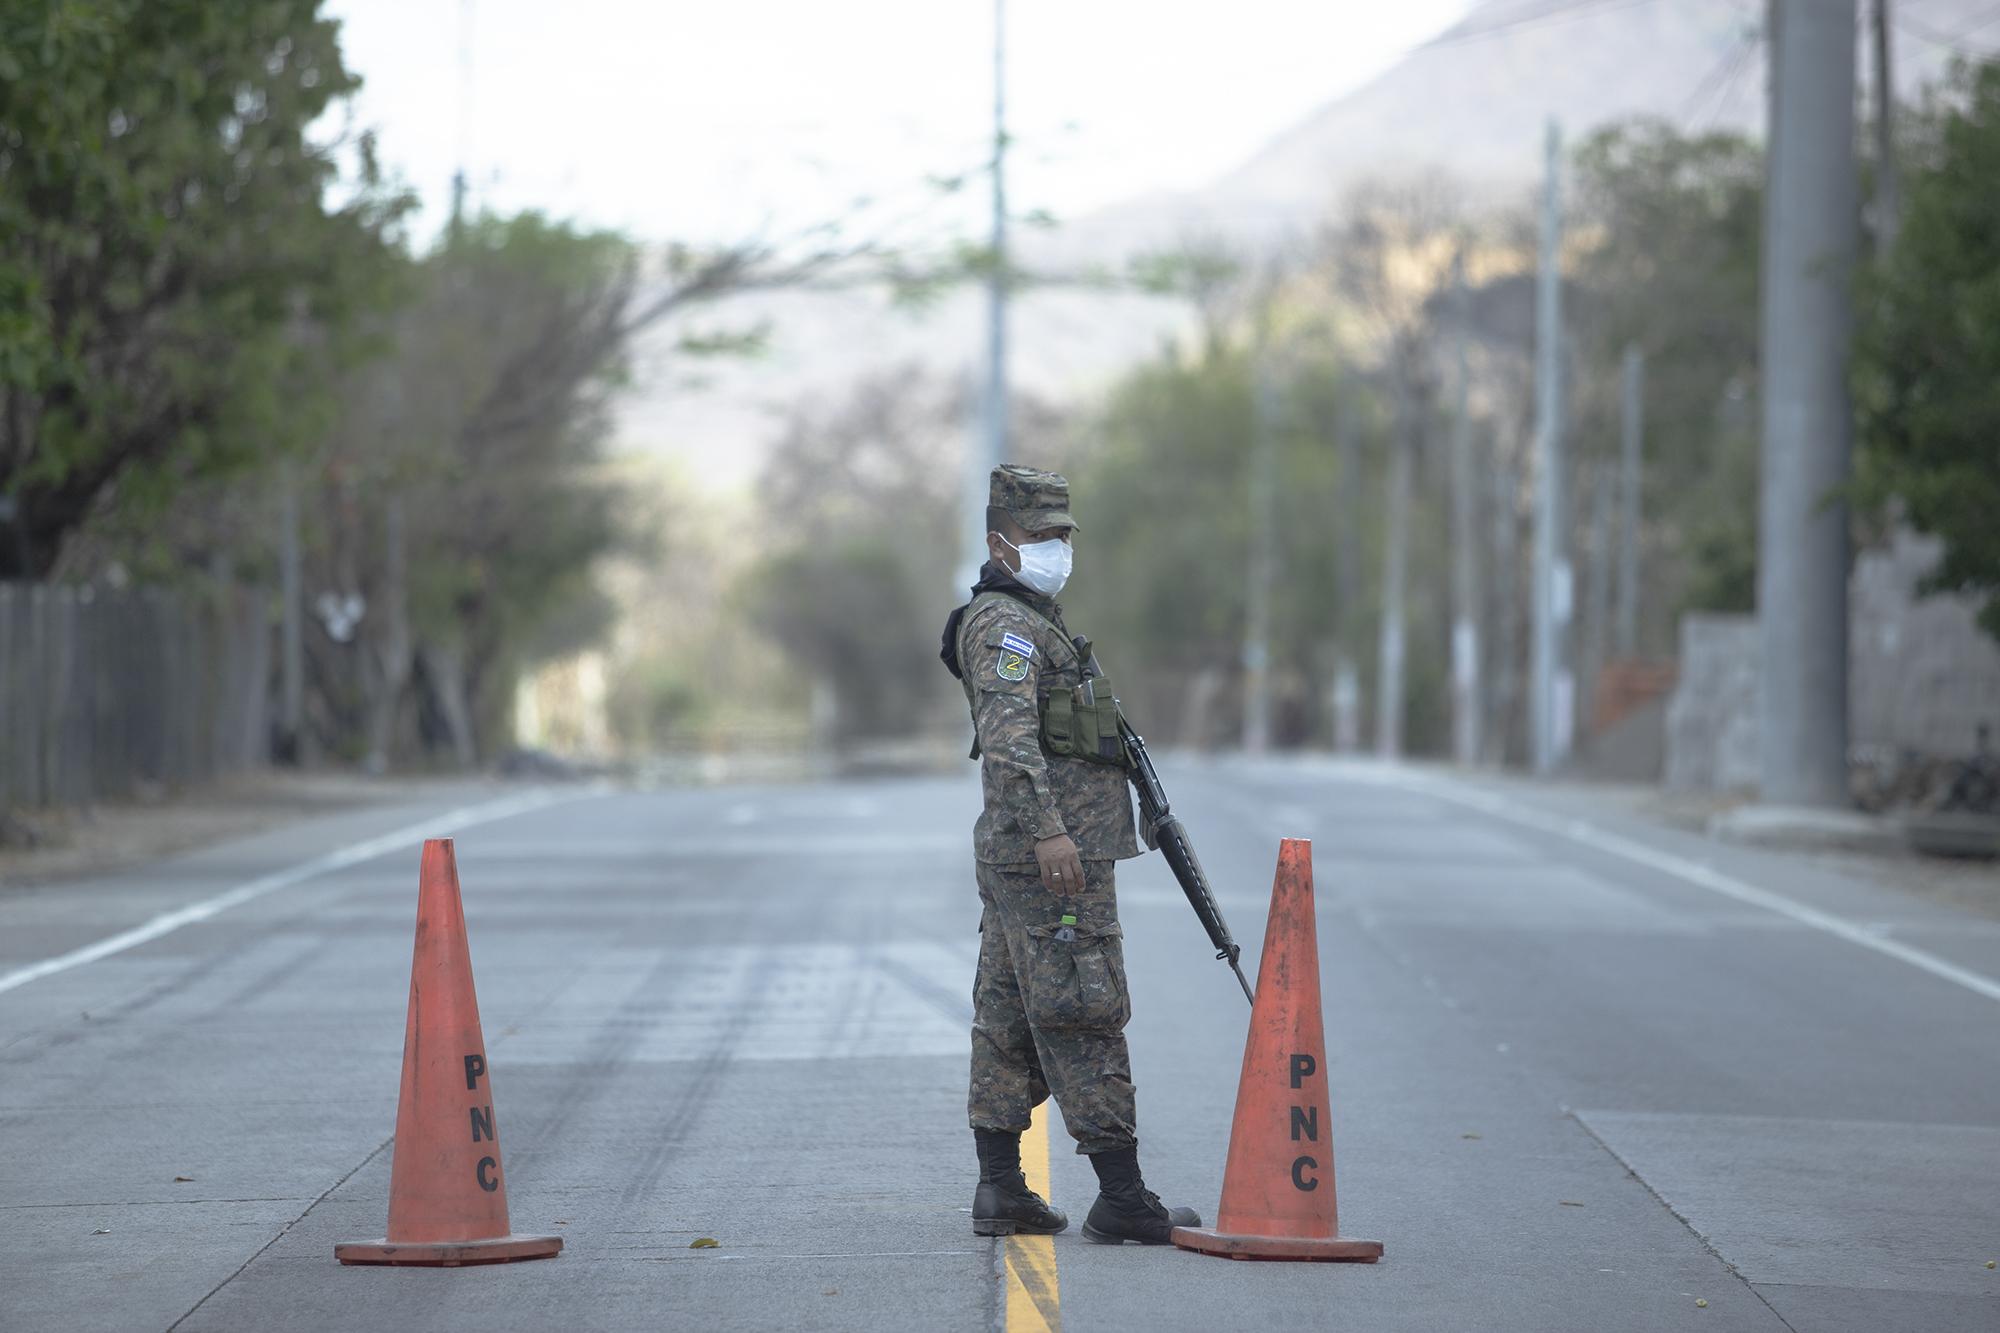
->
<box><xmin>1568</xmin><ymin>121</ymin><xmax>1764</xmax><ymax>629</ymax></box>
<box><xmin>740</xmin><ymin>369</ymin><xmax>981</xmax><ymax>745</ymax></box>
<box><xmin>0</xmin><ymin>1</ymin><xmax>995</xmax><ymax>772</ymax></box>
<box><xmin>311</xmin><ymin>213</ymin><xmax>639</xmax><ymax>766</ymax></box>
<box><xmin>1065</xmin><ymin>333</ymin><xmax>1409</xmax><ymax>749</ymax></box>
<box><xmin>747</xmin><ymin>542</ymin><xmax>937</xmax><ymax>742</ymax></box>
<box><xmin>0</xmin><ymin>0</ymin><xmax>406</xmax><ymax>576</ymax></box>
<box><xmin>1854</xmin><ymin>61</ymin><xmax>2000</xmax><ymax>640</ymax></box>
<box><xmin>736</xmin><ymin>367</ymin><xmax>1091</xmax><ymax>749</ymax></box>
<box><xmin>1066</xmin><ymin>337</ymin><xmax>1260</xmax><ymax>706</ymax></box>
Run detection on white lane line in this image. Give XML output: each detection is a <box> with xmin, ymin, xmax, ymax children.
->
<box><xmin>1372</xmin><ymin>769</ymin><xmax>2000</xmax><ymax>1007</ymax></box>
<box><xmin>0</xmin><ymin>787</ymin><xmax>592</xmax><ymax>999</ymax></box>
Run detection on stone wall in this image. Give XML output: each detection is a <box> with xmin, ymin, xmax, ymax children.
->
<box><xmin>1664</xmin><ymin>614</ymin><xmax>1761</xmax><ymax>790</ymax></box>
<box><xmin>1850</xmin><ymin>532</ymin><xmax>2000</xmax><ymax>757</ymax></box>
<box><xmin>1664</xmin><ymin>532</ymin><xmax>2000</xmax><ymax>791</ymax></box>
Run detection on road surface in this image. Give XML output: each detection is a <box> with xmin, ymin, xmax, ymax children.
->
<box><xmin>2</xmin><ymin>761</ymin><xmax>1996</xmax><ymax>1331</ymax></box>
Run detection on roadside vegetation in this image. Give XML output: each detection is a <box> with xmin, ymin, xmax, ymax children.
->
<box><xmin>5</xmin><ymin>5</ymin><xmax>1995</xmax><ymax>769</ymax></box>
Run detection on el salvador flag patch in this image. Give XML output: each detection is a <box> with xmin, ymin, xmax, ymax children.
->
<box><xmin>995</xmin><ymin>631</ymin><xmax>1035</xmax><ymax>682</ymax></box>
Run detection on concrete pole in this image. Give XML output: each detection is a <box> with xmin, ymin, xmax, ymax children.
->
<box><xmin>1616</xmin><ymin>345</ymin><xmax>1644</xmax><ymax>657</ymax></box>
<box><xmin>1871</xmin><ymin>0</ymin><xmax>1900</xmax><ymax>253</ymax></box>
<box><xmin>1530</xmin><ymin>120</ymin><xmax>1566</xmax><ymax>775</ymax></box>
<box><xmin>1242</xmin><ymin>356</ymin><xmax>1278</xmax><ymax>754</ymax></box>
<box><xmin>0</xmin><ymin>494</ymin><xmax>22</xmax><ymax>579</ymax></box>
<box><xmin>279</xmin><ymin>462</ymin><xmax>304</xmax><ymax>762</ymax></box>
<box><xmin>364</xmin><ymin>494</ymin><xmax>409</xmax><ymax>776</ymax></box>
<box><xmin>1448</xmin><ymin>252</ymin><xmax>1482</xmax><ymax>766</ymax></box>
<box><xmin>1759</xmin><ymin>0</ymin><xmax>1857</xmax><ymax>807</ymax></box>
<box><xmin>1583</xmin><ymin>467</ymin><xmax>1614</xmax><ymax>739</ymax></box>
<box><xmin>960</xmin><ymin>0</ymin><xmax>1010</xmax><ymax>589</ymax></box>
<box><xmin>1489</xmin><ymin>445</ymin><xmax>1520</xmax><ymax>765</ymax></box>
<box><xmin>1332</xmin><ymin>398</ymin><xmax>1362</xmax><ymax>752</ymax></box>
<box><xmin>452</xmin><ymin>0</ymin><xmax>474</xmax><ymax>240</ymax></box>
<box><xmin>1376</xmin><ymin>364</ymin><xmax>1413</xmax><ymax>760</ymax></box>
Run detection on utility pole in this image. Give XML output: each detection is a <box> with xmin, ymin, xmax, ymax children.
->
<box><xmin>1616</xmin><ymin>345</ymin><xmax>1644</xmax><ymax>657</ymax></box>
<box><xmin>1530</xmin><ymin>119</ymin><xmax>1569</xmax><ymax>775</ymax></box>
<box><xmin>0</xmin><ymin>494</ymin><xmax>20</xmax><ymax>580</ymax></box>
<box><xmin>961</xmin><ymin>0</ymin><xmax>1010</xmax><ymax>588</ymax></box>
<box><xmin>278</xmin><ymin>462</ymin><xmax>304</xmax><ymax>763</ymax></box>
<box><xmin>1583</xmin><ymin>467</ymin><xmax>1614</xmax><ymax>738</ymax></box>
<box><xmin>453</xmin><ymin>0</ymin><xmax>474</xmax><ymax>238</ymax></box>
<box><xmin>1760</xmin><ymin>0</ymin><xmax>1858</xmax><ymax>807</ymax></box>
<box><xmin>1871</xmin><ymin>0</ymin><xmax>1899</xmax><ymax>252</ymax></box>
<box><xmin>1376</xmin><ymin>360</ymin><xmax>1414</xmax><ymax>760</ymax></box>
<box><xmin>1448</xmin><ymin>251</ymin><xmax>1482</xmax><ymax>766</ymax></box>
<box><xmin>365</xmin><ymin>495</ymin><xmax>410</xmax><ymax>776</ymax></box>
<box><xmin>1489</xmin><ymin>446</ymin><xmax>1520</xmax><ymax>765</ymax></box>
<box><xmin>1332</xmin><ymin>399</ymin><xmax>1362</xmax><ymax>752</ymax></box>
<box><xmin>1242</xmin><ymin>356</ymin><xmax>1278</xmax><ymax>754</ymax></box>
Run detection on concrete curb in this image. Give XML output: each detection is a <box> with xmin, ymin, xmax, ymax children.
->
<box><xmin>1707</xmin><ymin>803</ymin><xmax>1902</xmax><ymax>854</ymax></box>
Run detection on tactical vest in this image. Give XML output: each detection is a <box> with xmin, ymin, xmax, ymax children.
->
<box><xmin>959</xmin><ymin>592</ymin><xmax>1131</xmax><ymax>769</ymax></box>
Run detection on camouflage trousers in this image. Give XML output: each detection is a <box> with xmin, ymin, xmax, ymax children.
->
<box><xmin>968</xmin><ymin>860</ymin><xmax>1136</xmax><ymax>1155</ymax></box>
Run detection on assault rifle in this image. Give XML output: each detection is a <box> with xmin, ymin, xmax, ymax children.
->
<box><xmin>1073</xmin><ymin>638</ymin><xmax>1254</xmax><ymax>1005</ymax></box>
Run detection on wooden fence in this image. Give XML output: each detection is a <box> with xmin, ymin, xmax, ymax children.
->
<box><xmin>0</xmin><ymin>583</ymin><xmax>269</xmax><ymax>809</ymax></box>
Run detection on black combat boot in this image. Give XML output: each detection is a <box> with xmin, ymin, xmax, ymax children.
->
<box><xmin>971</xmin><ymin>1129</ymin><xmax>1068</xmax><ymax>1236</ymax></box>
<box><xmin>1081</xmin><ymin>1145</ymin><xmax>1201</xmax><ymax>1245</ymax></box>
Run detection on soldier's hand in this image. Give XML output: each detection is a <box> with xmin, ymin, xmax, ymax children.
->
<box><xmin>1034</xmin><ymin>833</ymin><xmax>1085</xmax><ymax>896</ymax></box>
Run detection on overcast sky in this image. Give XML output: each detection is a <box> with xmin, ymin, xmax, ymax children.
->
<box><xmin>326</xmin><ymin>0</ymin><xmax>1472</xmax><ymax>249</ymax></box>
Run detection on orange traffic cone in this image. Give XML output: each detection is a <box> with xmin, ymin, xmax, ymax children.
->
<box><xmin>1173</xmin><ymin>838</ymin><xmax>1381</xmax><ymax>1262</ymax></box>
<box><xmin>336</xmin><ymin>840</ymin><xmax>563</xmax><ymax>1267</ymax></box>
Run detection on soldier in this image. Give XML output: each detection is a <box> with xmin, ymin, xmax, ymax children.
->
<box><xmin>938</xmin><ymin>463</ymin><xmax>1201</xmax><ymax>1245</ymax></box>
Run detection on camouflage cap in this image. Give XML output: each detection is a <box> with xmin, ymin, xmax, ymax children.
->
<box><xmin>989</xmin><ymin>463</ymin><xmax>1077</xmax><ymax>534</ymax></box>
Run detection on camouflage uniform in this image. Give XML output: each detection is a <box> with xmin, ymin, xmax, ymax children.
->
<box><xmin>955</xmin><ymin>465</ymin><xmax>1142</xmax><ymax>1155</ymax></box>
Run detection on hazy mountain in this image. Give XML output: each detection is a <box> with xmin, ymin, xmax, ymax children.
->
<box><xmin>1053</xmin><ymin>0</ymin><xmax>1976</xmax><ymax>260</ymax></box>
<box><xmin>618</xmin><ymin>0</ymin><xmax>1984</xmax><ymax>491</ymax></box>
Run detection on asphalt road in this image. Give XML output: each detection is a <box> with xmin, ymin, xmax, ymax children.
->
<box><xmin>2</xmin><ymin>760</ymin><xmax>1996</xmax><ymax>1332</ymax></box>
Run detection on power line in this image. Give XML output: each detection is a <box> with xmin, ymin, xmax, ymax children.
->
<box><xmin>1679</xmin><ymin>25</ymin><xmax>1764</xmax><ymax>124</ymax></box>
<box><xmin>1426</xmin><ymin>0</ymin><xmax>1623</xmax><ymax>46</ymax></box>
<box><xmin>1707</xmin><ymin>29</ymin><xmax>1765</xmax><ymax>127</ymax></box>
<box><xmin>453</xmin><ymin>0</ymin><xmax>475</xmax><ymax>229</ymax></box>
<box><xmin>1893</xmin><ymin>4</ymin><xmax>2000</xmax><ymax>55</ymax></box>
<box><xmin>1422</xmin><ymin>0</ymin><xmax>1663</xmax><ymax>51</ymax></box>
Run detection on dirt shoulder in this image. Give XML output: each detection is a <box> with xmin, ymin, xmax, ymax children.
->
<box><xmin>1785</xmin><ymin>840</ymin><xmax>2000</xmax><ymax>920</ymax></box>
<box><xmin>0</xmin><ymin>771</ymin><xmax>483</xmax><ymax>889</ymax></box>
<box><xmin>1554</xmin><ymin>780</ymin><xmax>2000</xmax><ymax>922</ymax></box>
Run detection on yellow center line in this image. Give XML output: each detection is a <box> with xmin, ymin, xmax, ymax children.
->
<box><xmin>1003</xmin><ymin>1103</ymin><xmax>1062</xmax><ymax>1333</ymax></box>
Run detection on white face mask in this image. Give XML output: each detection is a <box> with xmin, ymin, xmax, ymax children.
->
<box><xmin>997</xmin><ymin>533</ymin><xmax>1073</xmax><ymax>597</ymax></box>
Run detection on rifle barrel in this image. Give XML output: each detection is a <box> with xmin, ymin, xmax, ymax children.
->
<box><xmin>1092</xmin><ymin>651</ymin><xmax>1253</xmax><ymax>1007</ymax></box>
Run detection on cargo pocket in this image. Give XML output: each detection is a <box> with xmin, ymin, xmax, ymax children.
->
<box><xmin>1022</xmin><ymin>920</ymin><xmax>1130</xmax><ymax>1032</ymax></box>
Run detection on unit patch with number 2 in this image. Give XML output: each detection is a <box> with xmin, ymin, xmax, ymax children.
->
<box><xmin>995</xmin><ymin>631</ymin><xmax>1036</xmax><ymax>682</ymax></box>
